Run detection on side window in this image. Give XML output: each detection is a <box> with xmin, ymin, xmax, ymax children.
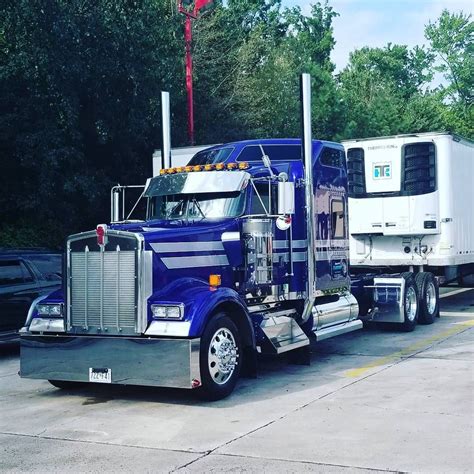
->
<box><xmin>236</xmin><ymin>145</ymin><xmax>302</xmax><ymax>162</ymax></box>
<box><xmin>250</xmin><ymin>183</ymin><xmax>275</xmax><ymax>215</ymax></box>
<box><xmin>331</xmin><ymin>198</ymin><xmax>346</xmax><ymax>239</ymax></box>
<box><xmin>0</xmin><ymin>260</ymin><xmax>31</xmax><ymax>286</ymax></box>
<box><xmin>28</xmin><ymin>255</ymin><xmax>62</xmax><ymax>281</ymax></box>
<box><xmin>320</xmin><ymin>147</ymin><xmax>345</xmax><ymax>168</ymax></box>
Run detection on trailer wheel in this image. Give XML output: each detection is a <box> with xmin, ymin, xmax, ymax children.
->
<box><xmin>401</xmin><ymin>272</ymin><xmax>419</xmax><ymax>332</ymax></box>
<box><xmin>48</xmin><ymin>380</ymin><xmax>83</xmax><ymax>390</ymax></box>
<box><xmin>197</xmin><ymin>312</ymin><xmax>241</xmax><ymax>401</ymax></box>
<box><xmin>415</xmin><ymin>272</ymin><xmax>439</xmax><ymax>324</ymax></box>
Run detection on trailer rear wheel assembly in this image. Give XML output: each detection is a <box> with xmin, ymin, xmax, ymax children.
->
<box><xmin>415</xmin><ymin>272</ymin><xmax>439</xmax><ymax>324</ymax></box>
<box><xmin>197</xmin><ymin>312</ymin><xmax>241</xmax><ymax>401</ymax></box>
<box><xmin>401</xmin><ymin>272</ymin><xmax>419</xmax><ymax>332</ymax></box>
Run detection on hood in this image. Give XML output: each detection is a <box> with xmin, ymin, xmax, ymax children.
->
<box><xmin>114</xmin><ymin>219</ymin><xmax>242</xmax><ymax>291</ymax></box>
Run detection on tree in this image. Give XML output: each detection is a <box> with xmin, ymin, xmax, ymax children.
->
<box><xmin>336</xmin><ymin>44</ymin><xmax>438</xmax><ymax>139</ymax></box>
<box><xmin>425</xmin><ymin>9</ymin><xmax>473</xmax><ymax>136</ymax></box>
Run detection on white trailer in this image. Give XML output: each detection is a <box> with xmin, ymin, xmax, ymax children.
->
<box><xmin>342</xmin><ymin>132</ymin><xmax>474</xmax><ymax>283</ymax></box>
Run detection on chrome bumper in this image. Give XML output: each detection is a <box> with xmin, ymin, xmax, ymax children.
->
<box><xmin>20</xmin><ymin>334</ymin><xmax>201</xmax><ymax>389</ymax></box>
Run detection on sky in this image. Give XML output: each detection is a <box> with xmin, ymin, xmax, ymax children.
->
<box><xmin>289</xmin><ymin>0</ymin><xmax>473</xmax><ymax>72</ymax></box>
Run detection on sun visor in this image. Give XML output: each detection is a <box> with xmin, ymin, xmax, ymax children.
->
<box><xmin>145</xmin><ymin>171</ymin><xmax>250</xmax><ymax>197</ymax></box>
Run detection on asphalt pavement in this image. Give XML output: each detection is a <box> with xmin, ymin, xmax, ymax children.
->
<box><xmin>1</xmin><ymin>286</ymin><xmax>473</xmax><ymax>473</ymax></box>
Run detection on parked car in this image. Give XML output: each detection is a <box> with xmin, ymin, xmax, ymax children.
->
<box><xmin>0</xmin><ymin>249</ymin><xmax>62</xmax><ymax>344</ymax></box>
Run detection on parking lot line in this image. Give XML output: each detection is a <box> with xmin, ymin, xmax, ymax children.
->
<box><xmin>439</xmin><ymin>288</ymin><xmax>473</xmax><ymax>298</ymax></box>
<box><xmin>344</xmin><ymin>320</ymin><xmax>474</xmax><ymax>378</ymax></box>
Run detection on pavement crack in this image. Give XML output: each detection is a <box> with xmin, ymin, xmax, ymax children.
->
<box><xmin>215</xmin><ymin>452</ymin><xmax>407</xmax><ymax>473</ymax></box>
<box><xmin>0</xmin><ymin>431</ymin><xmax>205</xmax><ymax>456</ymax></box>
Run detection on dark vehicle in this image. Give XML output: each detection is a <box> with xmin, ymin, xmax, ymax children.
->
<box><xmin>0</xmin><ymin>250</ymin><xmax>62</xmax><ymax>344</ymax></box>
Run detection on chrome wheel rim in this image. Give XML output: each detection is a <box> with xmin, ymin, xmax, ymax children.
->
<box><xmin>405</xmin><ymin>286</ymin><xmax>418</xmax><ymax>322</ymax></box>
<box><xmin>208</xmin><ymin>327</ymin><xmax>238</xmax><ymax>385</ymax></box>
<box><xmin>426</xmin><ymin>282</ymin><xmax>437</xmax><ymax>314</ymax></box>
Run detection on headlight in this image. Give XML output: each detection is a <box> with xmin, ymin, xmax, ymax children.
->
<box><xmin>151</xmin><ymin>304</ymin><xmax>184</xmax><ymax>320</ymax></box>
<box><xmin>37</xmin><ymin>303</ymin><xmax>63</xmax><ymax>317</ymax></box>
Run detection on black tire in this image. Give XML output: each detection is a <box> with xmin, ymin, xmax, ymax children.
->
<box><xmin>415</xmin><ymin>272</ymin><xmax>439</xmax><ymax>324</ymax></box>
<box><xmin>401</xmin><ymin>272</ymin><xmax>419</xmax><ymax>332</ymax></box>
<box><xmin>196</xmin><ymin>312</ymin><xmax>241</xmax><ymax>401</ymax></box>
<box><xmin>48</xmin><ymin>380</ymin><xmax>83</xmax><ymax>390</ymax></box>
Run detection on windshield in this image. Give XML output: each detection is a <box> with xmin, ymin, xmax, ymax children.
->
<box><xmin>188</xmin><ymin>147</ymin><xmax>234</xmax><ymax>166</ymax></box>
<box><xmin>148</xmin><ymin>191</ymin><xmax>246</xmax><ymax>221</ymax></box>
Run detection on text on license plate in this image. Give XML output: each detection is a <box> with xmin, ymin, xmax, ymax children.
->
<box><xmin>89</xmin><ymin>368</ymin><xmax>112</xmax><ymax>384</ymax></box>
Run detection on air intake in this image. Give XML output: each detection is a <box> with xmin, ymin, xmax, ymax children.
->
<box><xmin>347</xmin><ymin>148</ymin><xmax>366</xmax><ymax>197</ymax></box>
<box><xmin>402</xmin><ymin>142</ymin><xmax>436</xmax><ymax>195</ymax></box>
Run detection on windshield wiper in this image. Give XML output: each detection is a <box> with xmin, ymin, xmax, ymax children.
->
<box><xmin>191</xmin><ymin>197</ymin><xmax>206</xmax><ymax>220</ymax></box>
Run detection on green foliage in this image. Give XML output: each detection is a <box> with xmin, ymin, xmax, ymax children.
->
<box><xmin>0</xmin><ymin>2</ymin><xmax>472</xmax><ymax>248</ymax></box>
<box><xmin>425</xmin><ymin>9</ymin><xmax>473</xmax><ymax>136</ymax></box>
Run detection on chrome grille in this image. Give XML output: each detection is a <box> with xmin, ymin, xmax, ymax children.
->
<box><xmin>70</xmin><ymin>247</ymin><xmax>137</xmax><ymax>333</ymax></box>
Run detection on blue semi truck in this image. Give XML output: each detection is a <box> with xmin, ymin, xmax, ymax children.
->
<box><xmin>20</xmin><ymin>75</ymin><xmax>439</xmax><ymax>400</ymax></box>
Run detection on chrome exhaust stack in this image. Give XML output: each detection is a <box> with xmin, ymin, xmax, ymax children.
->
<box><xmin>300</xmin><ymin>73</ymin><xmax>316</xmax><ymax>323</ymax></box>
<box><xmin>161</xmin><ymin>91</ymin><xmax>171</xmax><ymax>169</ymax></box>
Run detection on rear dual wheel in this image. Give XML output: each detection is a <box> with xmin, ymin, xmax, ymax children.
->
<box><xmin>401</xmin><ymin>272</ymin><xmax>419</xmax><ymax>332</ymax></box>
<box><xmin>415</xmin><ymin>272</ymin><xmax>439</xmax><ymax>324</ymax></box>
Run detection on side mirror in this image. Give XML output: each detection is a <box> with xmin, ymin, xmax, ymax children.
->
<box><xmin>278</xmin><ymin>181</ymin><xmax>295</xmax><ymax>215</ymax></box>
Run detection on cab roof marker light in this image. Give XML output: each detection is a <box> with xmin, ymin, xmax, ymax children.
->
<box><xmin>185</xmin><ymin>165</ymin><xmax>193</xmax><ymax>172</ymax></box>
<box><xmin>238</xmin><ymin>162</ymin><xmax>249</xmax><ymax>170</ymax></box>
<box><xmin>215</xmin><ymin>163</ymin><xmax>225</xmax><ymax>170</ymax></box>
<box><xmin>193</xmin><ymin>165</ymin><xmax>202</xmax><ymax>172</ymax></box>
<box><xmin>204</xmin><ymin>164</ymin><xmax>215</xmax><ymax>171</ymax></box>
<box><xmin>227</xmin><ymin>163</ymin><xmax>238</xmax><ymax>170</ymax></box>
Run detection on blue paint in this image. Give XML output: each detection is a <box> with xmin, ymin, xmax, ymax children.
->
<box><xmin>32</xmin><ymin>138</ymin><xmax>352</xmax><ymax>340</ymax></box>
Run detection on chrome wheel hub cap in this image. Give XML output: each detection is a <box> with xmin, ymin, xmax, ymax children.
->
<box><xmin>426</xmin><ymin>282</ymin><xmax>437</xmax><ymax>314</ymax></box>
<box><xmin>405</xmin><ymin>286</ymin><xmax>418</xmax><ymax>322</ymax></box>
<box><xmin>208</xmin><ymin>328</ymin><xmax>238</xmax><ymax>385</ymax></box>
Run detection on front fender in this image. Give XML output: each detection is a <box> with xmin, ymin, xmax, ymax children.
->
<box><xmin>147</xmin><ymin>278</ymin><xmax>249</xmax><ymax>337</ymax></box>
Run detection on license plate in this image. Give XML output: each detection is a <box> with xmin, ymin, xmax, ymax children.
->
<box><xmin>89</xmin><ymin>368</ymin><xmax>112</xmax><ymax>384</ymax></box>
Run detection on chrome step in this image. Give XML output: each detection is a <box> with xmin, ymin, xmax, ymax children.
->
<box><xmin>314</xmin><ymin>319</ymin><xmax>363</xmax><ymax>341</ymax></box>
<box><xmin>259</xmin><ymin>314</ymin><xmax>309</xmax><ymax>354</ymax></box>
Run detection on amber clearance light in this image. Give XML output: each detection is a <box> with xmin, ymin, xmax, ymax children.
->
<box><xmin>209</xmin><ymin>274</ymin><xmax>221</xmax><ymax>287</ymax></box>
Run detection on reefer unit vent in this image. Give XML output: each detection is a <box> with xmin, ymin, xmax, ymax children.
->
<box><xmin>402</xmin><ymin>142</ymin><xmax>436</xmax><ymax>195</ymax></box>
<box><xmin>347</xmin><ymin>148</ymin><xmax>366</xmax><ymax>197</ymax></box>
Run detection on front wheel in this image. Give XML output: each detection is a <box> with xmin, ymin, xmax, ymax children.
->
<box><xmin>197</xmin><ymin>312</ymin><xmax>241</xmax><ymax>401</ymax></box>
<box><xmin>401</xmin><ymin>272</ymin><xmax>419</xmax><ymax>332</ymax></box>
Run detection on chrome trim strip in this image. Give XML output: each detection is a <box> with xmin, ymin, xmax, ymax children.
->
<box><xmin>274</xmin><ymin>239</ymin><xmax>308</xmax><ymax>249</ymax></box>
<box><xmin>272</xmin><ymin>251</ymin><xmax>307</xmax><ymax>263</ymax></box>
<box><xmin>24</xmin><ymin>294</ymin><xmax>48</xmax><ymax>329</ymax></box>
<box><xmin>140</xmin><ymin>249</ymin><xmax>154</xmax><ymax>333</ymax></box>
<box><xmin>116</xmin><ymin>245</ymin><xmax>120</xmax><ymax>330</ymax></box>
<box><xmin>221</xmin><ymin>232</ymin><xmax>241</xmax><ymax>242</ymax></box>
<box><xmin>150</xmin><ymin>241</ymin><xmax>224</xmax><ymax>253</ymax></box>
<box><xmin>161</xmin><ymin>254</ymin><xmax>229</xmax><ymax>269</ymax></box>
<box><xmin>145</xmin><ymin>320</ymin><xmax>191</xmax><ymax>337</ymax></box>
